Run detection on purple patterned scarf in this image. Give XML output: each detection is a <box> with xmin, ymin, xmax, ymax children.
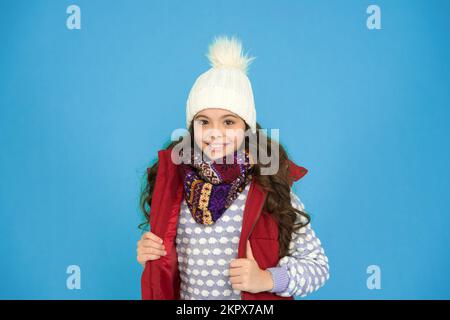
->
<box><xmin>178</xmin><ymin>148</ymin><xmax>254</xmax><ymax>225</ymax></box>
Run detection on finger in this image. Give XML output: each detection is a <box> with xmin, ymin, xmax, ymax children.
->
<box><xmin>141</xmin><ymin>239</ymin><xmax>165</xmax><ymax>250</ymax></box>
<box><xmin>140</xmin><ymin>254</ymin><xmax>161</xmax><ymax>262</ymax></box>
<box><xmin>228</xmin><ymin>266</ymin><xmax>245</xmax><ymax>277</ymax></box>
<box><xmin>229</xmin><ymin>258</ymin><xmax>247</xmax><ymax>268</ymax></box>
<box><xmin>139</xmin><ymin>247</ymin><xmax>166</xmax><ymax>256</ymax></box>
<box><xmin>229</xmin><ymin>275</ymin><xmax>244</xmax><ymax>284</ymax></box>
<box><xmin>143</xmin><ymin>232</ymin><xmax>163</xmax><ymax>244</ymax></box>
<box><xmin>246</xmin><ymin>240</ymin><xmax>255</xmax><ymax>260</ymax></box>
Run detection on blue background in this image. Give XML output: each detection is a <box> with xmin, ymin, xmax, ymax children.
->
<box><xmin>1</xmin><ymin>0</ymin><xmax>449</xmax><ymax>299</ymax></box>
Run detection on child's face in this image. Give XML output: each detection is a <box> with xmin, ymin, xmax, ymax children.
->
<box><xmin>193</xmin><ymin>108</ymin><xmax>247</xmax><ymax>161</ymax></box>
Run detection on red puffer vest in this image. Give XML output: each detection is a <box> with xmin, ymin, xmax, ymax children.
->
<box><xmin>141</xmin><ymin>147</ymin><xmax>308</xmax><ymax>300</ymax></box>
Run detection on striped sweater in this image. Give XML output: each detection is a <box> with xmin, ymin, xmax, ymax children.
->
<box><xmin>175</xmin><ymin>183</ymin><xmax>330</xmax><ymax>299</ymax></box>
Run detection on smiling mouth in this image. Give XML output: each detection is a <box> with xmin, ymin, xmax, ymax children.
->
<box><xmin>205</xmin><ymin>142</ymin><xmax>230</xmax><ymax>151</ymax></box>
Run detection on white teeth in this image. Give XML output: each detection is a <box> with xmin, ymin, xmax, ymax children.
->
<box><xmin>208</xmin><ymin>143</ymin><xmax>228</xmax><ymax>150</ymax></box>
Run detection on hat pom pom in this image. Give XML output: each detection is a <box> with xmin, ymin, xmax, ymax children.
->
<box><xmin>206</xmin><ymin>35</ymin><xmax>256</xmax><ymax>75</ymax></box>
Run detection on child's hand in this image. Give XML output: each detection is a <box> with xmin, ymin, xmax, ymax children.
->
<box><xmin>137</xmin><ymin>232</ymin><xmax>167</xmax><ymax>267</ymax></box>
<box><xmin>229</xmin><ymin>240</ymin><xmax>274</xmax><ymax>293</ymax></box>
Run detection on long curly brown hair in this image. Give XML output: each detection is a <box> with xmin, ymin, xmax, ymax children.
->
<box><xmin>139</xmin><ymin>122</ymin><xmax>311</xmax><ymax>259</ymax></box>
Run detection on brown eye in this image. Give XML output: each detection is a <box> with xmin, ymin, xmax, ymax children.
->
<box><xmin>195</xmin><ymin>119</ymin><xmax>208</xmax><ymax>125</ymax></box>
<box><xmin>224</xmin><ymin>119</ymin><xmax>234</xmax><ymax>125</ymax></box>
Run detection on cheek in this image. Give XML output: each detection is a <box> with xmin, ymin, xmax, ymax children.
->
<box><xmin>231</xmin><ymin>129</ymin><xmax>245</xmax><ymax>142</ymax></box>
<box><xmin>227</xmin><ymin>133</ymin><xmax>245</xmax><ymax>148</ymax></box>
<box><xmin>193</xmin><ymin>132</ymin><xmax>204</xmax><ymax>147</ymax></box>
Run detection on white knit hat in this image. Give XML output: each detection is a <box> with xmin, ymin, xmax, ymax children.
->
<box><xmin>186</xmin><ymin>35</ymin><xmax>257</xmax><ymax>134</ymax></box>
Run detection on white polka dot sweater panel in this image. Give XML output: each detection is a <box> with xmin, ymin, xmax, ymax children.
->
<box><xmin>175</xmin><ymin>183</ymin><xmax>330</xmax><ymax>299</ymax></box>
<box><xmin>175</xmin><ymin>183</ymin><xmax>250</xmax><ymax>300</ymax></box>
<box><xmin>274</xmin><ymin>192</ymin><xmax>330</xmax><ymax>298</ymax></box>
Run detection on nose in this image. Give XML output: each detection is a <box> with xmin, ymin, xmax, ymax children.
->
<box><xmin>208</xmin><ymin>129</ymin><xmax>224</xmax><ymax>141</ymax></box>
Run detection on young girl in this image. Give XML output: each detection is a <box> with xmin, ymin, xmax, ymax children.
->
<box><xmin>137</xmin><ymin>36</ymin><xmax>330</xmax><ymax>300</ymax></box>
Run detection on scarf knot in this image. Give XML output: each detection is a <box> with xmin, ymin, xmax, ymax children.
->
<box><xmin>178</xmin><ymin>148</ymin><xmax>254</xmax><ymax>225</ymax></box>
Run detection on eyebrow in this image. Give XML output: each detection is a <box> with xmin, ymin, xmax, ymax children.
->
<box><xmin>194</xmin><ymin>114</ymin><xmax>239</xmax><ymax>120</ymax></box>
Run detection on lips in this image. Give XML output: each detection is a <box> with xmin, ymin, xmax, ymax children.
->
<box><xmin>206</xmin><ymin>142</ymin><xmax>230</xmax><ymax>151</ymax></box>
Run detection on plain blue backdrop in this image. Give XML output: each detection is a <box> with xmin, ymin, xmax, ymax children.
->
<box><xmin>1</xmin><ymin>0</ymin><xmax>449</xmax><ymax>299</ymax></box>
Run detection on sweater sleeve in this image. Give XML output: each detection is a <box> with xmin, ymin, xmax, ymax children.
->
<box><xmin>266</xmin><ymin>191</ymin><xmax>330</xmax><ymax>297</ymax></box>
